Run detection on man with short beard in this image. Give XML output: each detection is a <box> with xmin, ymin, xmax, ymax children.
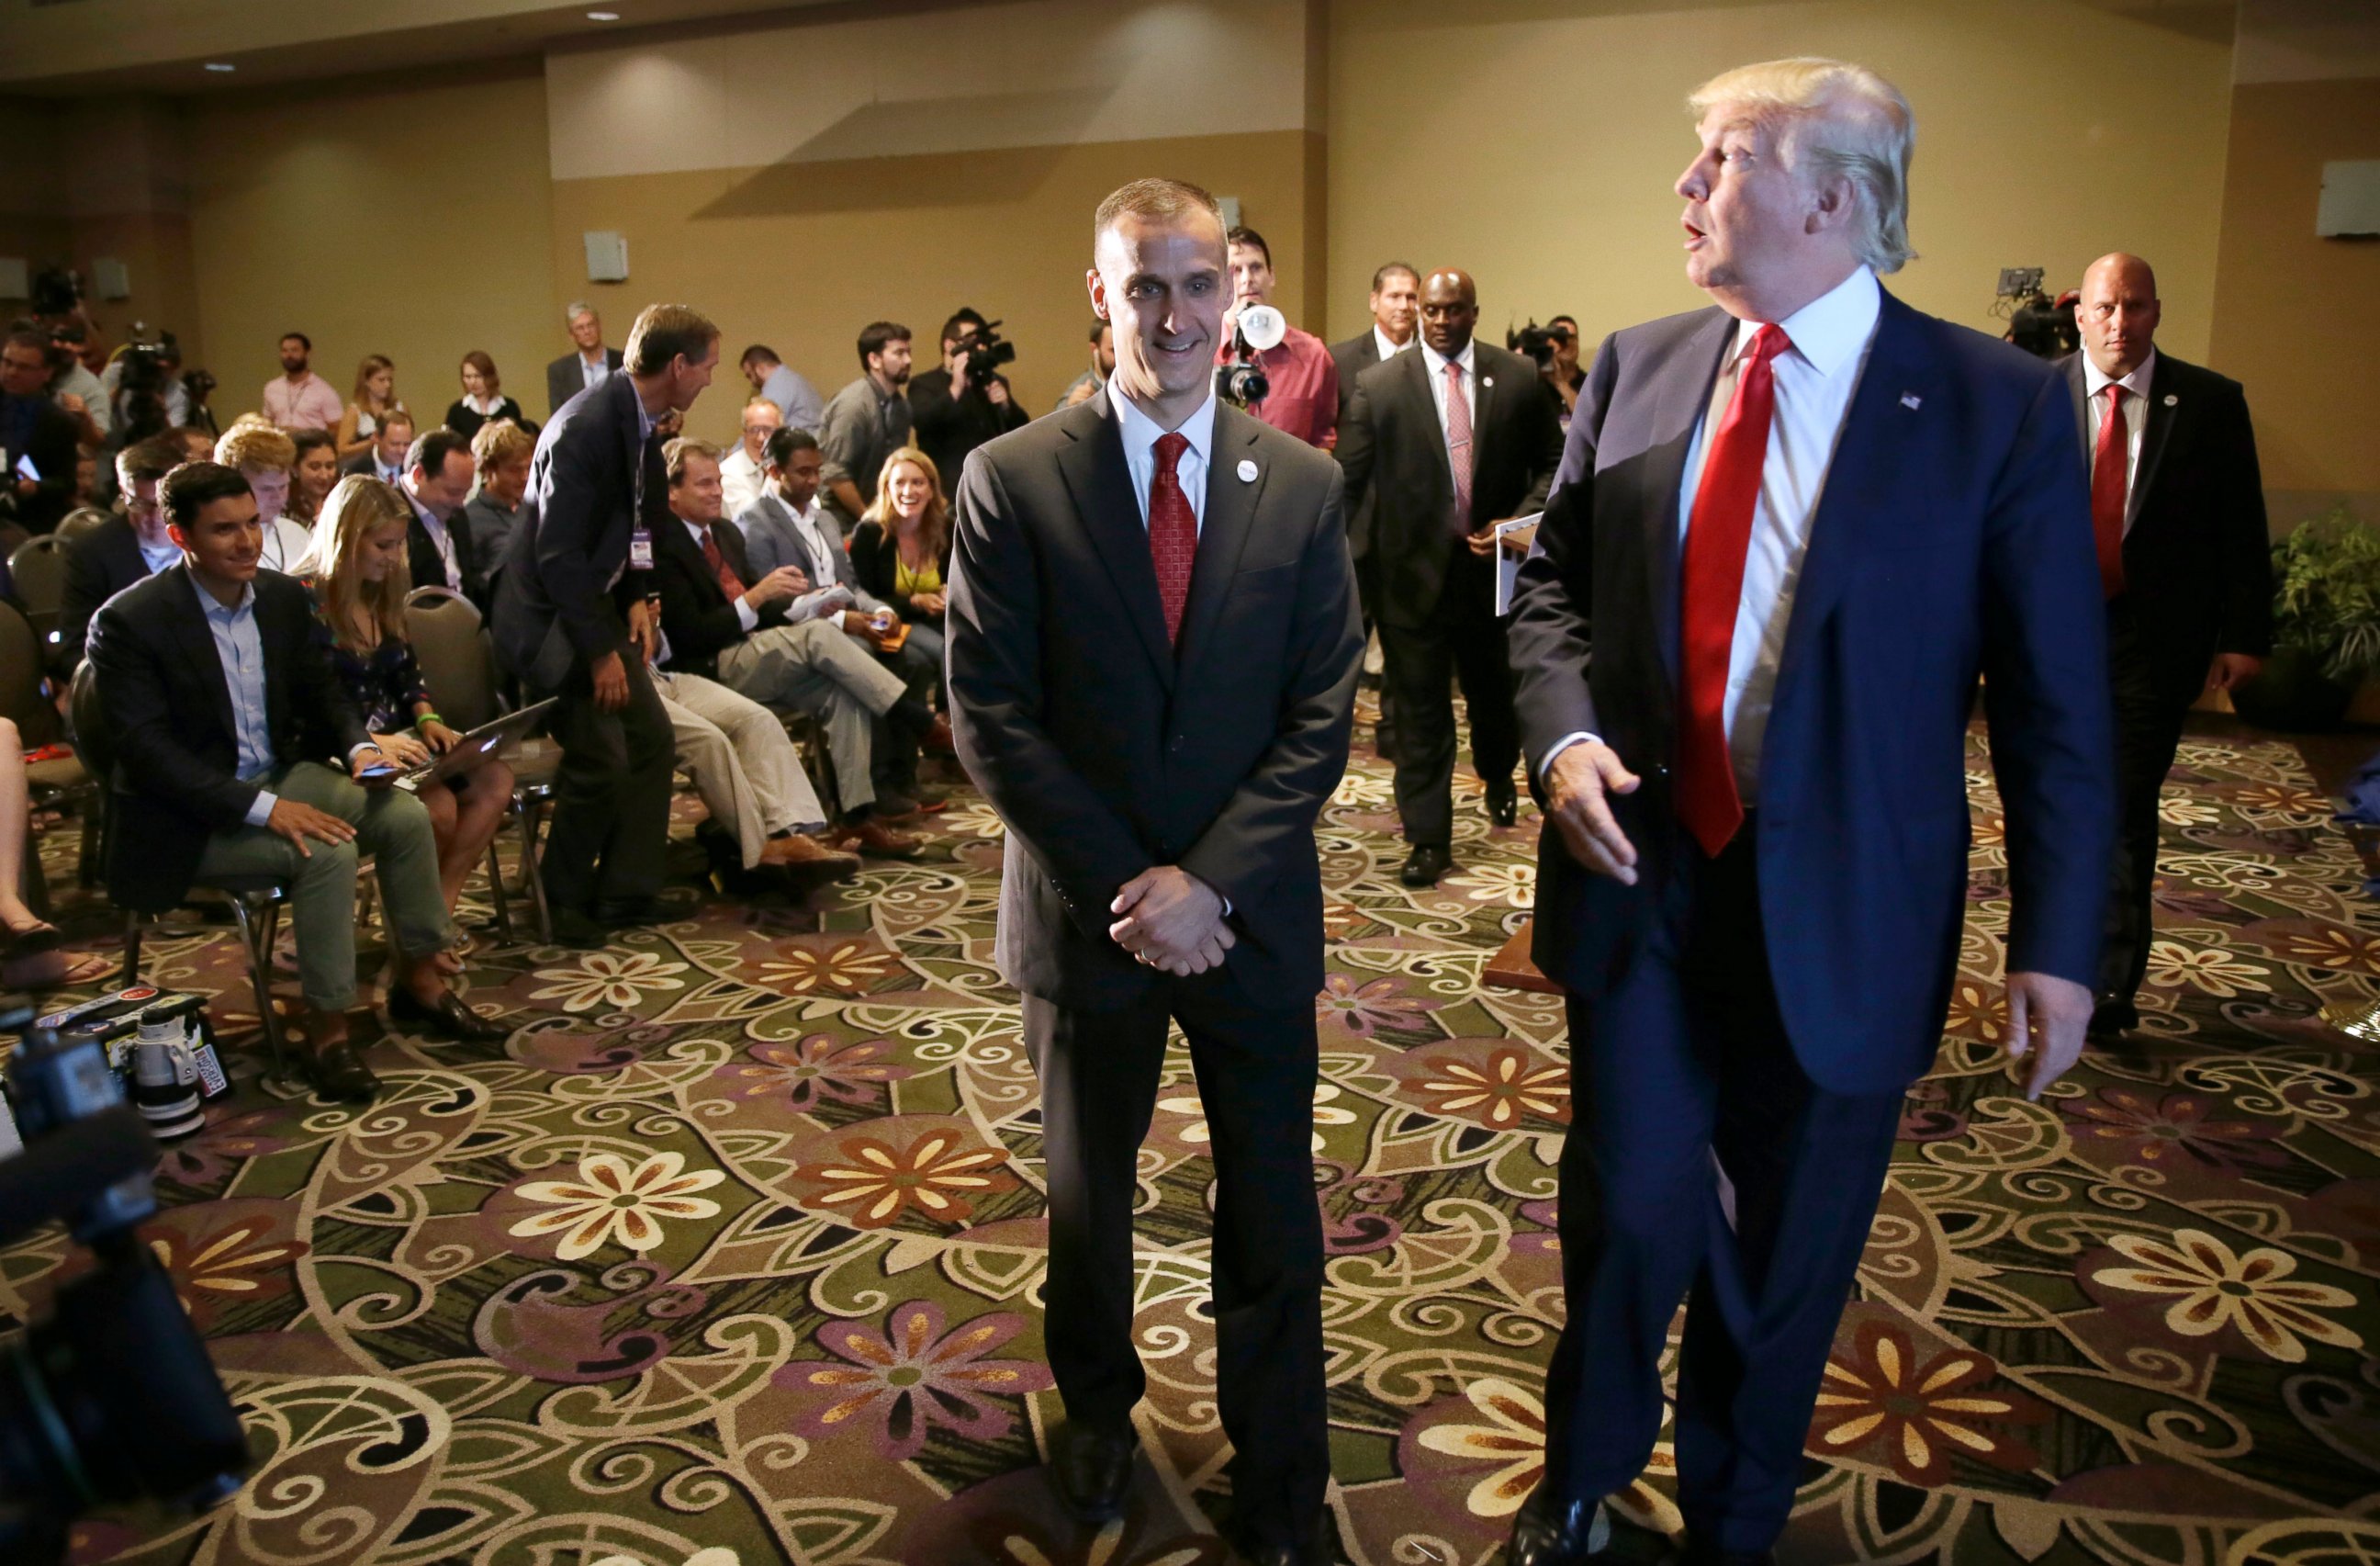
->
<box><xmin>816</xmin><ymin>321</ymin><xmax>913</xmax><ymax>528</ymax></box>
<box><xmin>263</xmin><ymin>332</ymin><xmax>343</xmax><ymax>431</ymax></box>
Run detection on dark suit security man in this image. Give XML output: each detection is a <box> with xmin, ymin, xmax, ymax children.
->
<box><xmin>1501</xmin><ymin>59</ymin><xmax>2116</xmax><ymax>1566</ymax></box>
<box><xmin>947</xmin><ymin>176</ymin><xmax>1361</xmax><ymax>1566</ymax></box>
<box><xmin>2062</xmin><ymin>252</ymin><xmax>2272</xmax><ymax>1040</ymax></box>
<box><xmin>494</xmin><ymin>303</ymin><xmax>719</xmax><ymax>948</ymax></box>
<box><xmin>1338</xmin><ymin>267</ymin><xmax>1564</xmax><ymax>885</ymax></box>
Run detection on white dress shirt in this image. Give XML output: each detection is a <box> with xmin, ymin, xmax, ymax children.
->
<box><xmin>581</xmin><ymin>352</ymin><xmax>612</xmax><ymax>391</ymax></box>
<box><xmin>2082</xmin><ymin>347</ymin><xmax>2156</xmax><ymax>535</ymax></box>
<box><xmin>403</xmin><ymin>482</ymin><xmax>463</xmax><ymax>591</ymax></box>
<box><xmin>1542</xmin><ymin>265</ymin><xmax>1881</xmax><ymax>802</ymax></box>
<box><xmin>1373</xmin><ymin>326</ymin><xmax>1414</xmax><ymax>365</ymax></box>
<box><xmin>720</xmin><ymin>444</ymin><xmax>769</xmax><ymax>522</ymax></box>
<box><xmin>1111</xmin><ymin>378</ymin><xmax>1215</xmax><ymax>535</ymax></box>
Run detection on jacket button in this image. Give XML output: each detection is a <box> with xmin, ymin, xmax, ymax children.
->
<box><xmin>1169</xmin><ymin>735</ymin><xmax>1184</xmax><ymax>753</ymax></box>
<box><xmin>1654</xmin><ymin>764</ymin><xmax>1669</xmax><ymax>779</ymax></box>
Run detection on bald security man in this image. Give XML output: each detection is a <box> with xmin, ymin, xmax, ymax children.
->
<box><xmin>1336</xmin><ymin>266</ymin><xmax>1563</xmax><ymax>884</ymax></box>
<box><xmin>2063</xmin><ymin>253</ymin><xmax>2272</xmax><ymax>1040</ymax></box>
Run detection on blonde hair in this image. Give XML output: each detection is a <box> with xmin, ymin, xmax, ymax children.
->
<box><xmin>352</xmin><ymin>353</ymin><xmax>396</xmax><ymax>405</ymax></box>
<box><xmin>1688</xmin><ymin>57</ymin><xmax>1915</xmax><ymax>274</ymax></box>
<box><xmin>471</xmin><ymin>418</ymin><xmax>534</xmax><ymax>475</ymax></box>
<box><xmin>624</xmin><ymin>305</ymin><xmax>720</xmax><ymax>377</ymax></box>
<box><xmin>861</xmin><ymin>445</ymin><xmax>949</xmax><ymax>563</ymax></box>
<box><xmin>298</xmin><ymin>475</ymin><xmax>413</xmax><ymax>652</ymax></box>
<box><xmin>214</xmin><ymin>419</ymin><xmax>297</xmax><ymax>474</ymax></box>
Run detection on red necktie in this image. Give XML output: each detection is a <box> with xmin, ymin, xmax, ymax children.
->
<box><xmin>1150</xmin><ymin>431</ymin><xmax>1196</xmax><ymax>646</ymax></box>
<box><xmin>702</xmin><ymin>525</ymin><xmax>747</xmax><ymax>601</ymax></box>
<box><xmin>2092</xmin><ymin>385</ymin><xmax>2128</xmax><ymax>598</ymax></box>
<box><xmin>1676</xmin><ymin>322</ymin><xmax>1788</xmax><ymax>859</ymax></box>
<box><xmin>1443</xmin><ymin>359</ymin><xmax>1474</xmax><ymax>534</ymax></box>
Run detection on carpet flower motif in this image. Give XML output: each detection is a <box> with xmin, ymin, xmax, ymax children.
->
<box><xmin>1155</xmin><ymin>1083</ymin><xmax>1357</xmax><ymax>1155</ymax></box>
<box><xmin>147</xmin><ymin>1216</ymin><xmax>309</xmax><ymax>1321</ymax></box>
<box><xmin>1416</xmin><ymin>1375</ymin><xmax>1547</xmax><ymax>1518</ymax></box>
<box><xmin>508</xmin><ymin>1150</ymin><xmax>724</xmax><ymax>1261</ymax></box>
<box><xmin>2094</xmin><ymin>1228</ymin><xmax>2363</xmax><ymax>1362</ymax></box>
<box><xmin>716</xmin><ymin>1034</ymin><xmax>912</xmax><ymax>1111</ymax></box>
<box><xmin>2158</xmin><ymin>795</ymin><xmax>2224</xmax><ymax>827</ymax></box>
<box><xmin>1446</xmin><ymin>861</ymin><xmax>1537</xmax><ymax>908</ymax></box>
<box><xmin>2143</xmin><ymin>941</ymin><xmax>2271</xmax><ymax>997</ymax></box>
<box><xmin>756</xmin><ymin>938</ymin><xmax>897</xmax><ymax>995</ymax></box>
<box><xmin>528</xmin><ymin>951</ymin><xmax>690</xmax><ymax>1013</ymax></box>
<box><xmin>792</xmin><ymin>1126</ymin><xmax>1015</xmax><ymax>1228</ymax></box>
<box><xmin>2267</xmin><ymin>922</ymin><xmax>2380</xmax><ymax>974</ymax></box>
<box><xmin>1315</xmin><ymin>973</ymin><xmax>1437</xmax><ymax>1036</ymax></box>
<box><xmin>1403</xmin><ymin>1047</ymin><xmax>1569</xmax><ymax>1130</ymax></box>
<box><xmin>780</xmin><ymin>1299</ymin><xmax>1052</xmax><ymax>1462</ymax></box>
<box><xmin>1809</xmin><ymin>1319</ymin><xmax>2044</xmax><ymax>1486</ymax></box>
<box><xmin>2063</xmin><ymin>1087</ymin><xmax>2285</xmax><ymax>1171</ymax></box>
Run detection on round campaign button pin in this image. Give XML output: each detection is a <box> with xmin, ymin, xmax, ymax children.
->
<box><xmin>1237</xmin><ymin>459</ymin><xmax>1258</xmax><ymax>482</ymax></box>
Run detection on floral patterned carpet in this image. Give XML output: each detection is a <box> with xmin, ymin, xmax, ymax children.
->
<box><xmin>12</xmin><ymin>713</ymin><xmax>2380</xmax><ymax>1566</ymax></box>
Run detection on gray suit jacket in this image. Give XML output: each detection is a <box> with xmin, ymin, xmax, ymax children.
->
<box><xmin>947</xmin><ymin>394</ymin><xmax>1364</xmax><ymax>1010</ymax></box>
<box><xmin>545</xmin><ymin>347</ymin><xmax>624</xmax><ymax>419</ymax></box>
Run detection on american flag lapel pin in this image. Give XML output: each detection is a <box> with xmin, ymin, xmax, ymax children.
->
<box><xmin>1900</xmin><ymin>392</ymin><xmax>1922</xmax><ymax>411</ymax></box>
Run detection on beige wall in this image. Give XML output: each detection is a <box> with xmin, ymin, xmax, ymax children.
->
<box><xmin>1325</xmin><ymin>0</ymin><xmax>2233</xmax><ymax>361</ymax></box>
<box><xmin>2208</xmin><ymin>77</ymin><xmax>2380</xmax><ymax>520</ymax></box>
<box><xmin>183</xmin><ymin>61</ymin><xmax>556</xmax><ymax>433</ymax></box>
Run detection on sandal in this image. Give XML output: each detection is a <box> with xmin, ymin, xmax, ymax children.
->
<box><xmin>0</xmin><ymin>949</ymin><xmax>111</xmax><ymax>991</ymax></box>
<box><xmin>0</xmin><ymin>918</ymin><xmax>64</xmax><ymax>958</ymax></box>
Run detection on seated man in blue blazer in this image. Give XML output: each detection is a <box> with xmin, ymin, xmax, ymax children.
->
<box><xmin>1501</xmin><ymin>58</ymin><xmax>2116</xmax><ymax>1566</ymax></box>
<box><xmin>86</xmin><ymin>463</ymin><xmax>503</xmax><ymax>1102</ymax></box>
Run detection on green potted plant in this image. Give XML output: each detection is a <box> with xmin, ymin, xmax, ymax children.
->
<box><xmin>2234</xmin><ymin>505</ymin><xmax>2380</xmax><ymax>732</ymax></box>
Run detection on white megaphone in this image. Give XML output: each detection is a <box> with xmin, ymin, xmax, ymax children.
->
<box><xmin>1237</xmin><ymin>303</ymin><xmax>1287</xmax><ymax>353</ymax></box>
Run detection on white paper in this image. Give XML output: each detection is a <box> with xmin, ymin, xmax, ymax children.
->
<box><xmin>1493</xmin><ymin>512</ymin><xmax>1544</xmax><ymax>616</ymax></box>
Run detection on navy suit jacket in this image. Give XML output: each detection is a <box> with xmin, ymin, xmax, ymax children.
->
<box><xmin>1508</xmin><ymin>288</ymin><xmax>2116</xmax><ymax>1095</ymax></box>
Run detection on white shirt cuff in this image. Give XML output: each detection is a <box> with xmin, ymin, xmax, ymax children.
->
<box><xmin>735</xmin><ymin>597</ymin><xmax>760</xmax><ymax>633</ymax></box>
<box><xmin>244</xmin><ymin>791</ymin><xmax>278</xmax><ymax>828</ymax></box>
<box><xmin>1538</xmin><ymin>731</ymin><xmax>1601</xmax><ymax>785</ymax></box>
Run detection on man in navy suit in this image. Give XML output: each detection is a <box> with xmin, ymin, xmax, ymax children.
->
<box><xmin>1502</xmin><ymin>59</ymin><xmax>2116</xmax><ymax>1566</ymax></box>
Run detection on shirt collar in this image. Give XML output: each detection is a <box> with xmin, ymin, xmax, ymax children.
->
<box><xmin>1420</xmin><ymin>337</ymin><xmax>1476</xmax><ymax>378</ymax></box>
<box><xmin>1108</xmin><ymin>377</ymin><xmax>1218</xmax><ymax>469</ymax></box>
<box><xmin>188</xmin><ymin>572</ymin><xmax>255</xmax><ymax>620</ymax></box>
<box><xmin>2084</xmin><ymin>347</ymin><xmax>2157</xmax><ymax>403</ymax></box>
<box><xmin>1728</xmin><ymin>265</ymin><xmax>1880</xmax><ymax>378</ymax></box>
<box><xmin>1374</xmin><ymin>325</ymin><xmax>1411</xmax><ymax>361</ymax></box>
<box><xmin>679</xmin><ymin>513</ymin><xmax>712</xmax><ymax>547</ymax></box>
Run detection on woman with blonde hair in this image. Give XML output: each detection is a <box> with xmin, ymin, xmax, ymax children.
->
<box><xmin>333</xmin><ymin>353</ymin><xmax>405</xmax><ymax>462</ymax></box>
<box><xmin>299</xmin><ymin>476</ymin><xmax>515</xmax><ymax>923</ymax></box>
<box><xmin>850</xmin><ymin>445</ymin><xmax>951</xmax><ymax>672</ymax></box>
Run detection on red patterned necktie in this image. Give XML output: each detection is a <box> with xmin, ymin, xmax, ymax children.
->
<box><xmin>1676</xmin><ymin>322</ymin><xmax>1789</xmax><ymax>858</ymax></box>
<box><xmin>701</xmin><ymin>525</ymin><xmax>747</xmax><ymax>601</ymax></box>
<box><xmin>2092</xmin><ymin>385</ymin><xmax>2128</xmax><ymax>598</ymax></box>
<box><xmin>1150</xmin><ymin>431</ymin><xmax>1196</xmax><ymax>645</ymax></box>
<box><xmin>1443</xmin><ymin>358</ymin><xmax>1474</xmax><ymax>534</ymax></box>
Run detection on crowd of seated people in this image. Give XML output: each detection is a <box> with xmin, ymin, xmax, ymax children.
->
<box><xmin>2</xmin><ymin>306</ymin><xmax>1026</xmax><ymax>1109</ymax></box>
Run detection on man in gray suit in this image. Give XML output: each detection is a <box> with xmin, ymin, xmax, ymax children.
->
<box><xmin>947</xmin><ymin>176</ymin><xmax>1362</xmax><ymax>1566</ymax></box>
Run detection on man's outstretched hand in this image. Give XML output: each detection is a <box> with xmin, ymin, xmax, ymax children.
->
<box><xmin>1109</xmin><ymin>866</ymin><xmax>1234</xmax><ymax>975</ymax></box>
<box><xmin>2004</xmin><ymin>970</ymin><xmax>2093</xmax><ymax>1101</ymax></box>
<box><xmin>1544</xmin><ymin>739</ymin><xmax>1642</xmax><ymax>885</ymax></box>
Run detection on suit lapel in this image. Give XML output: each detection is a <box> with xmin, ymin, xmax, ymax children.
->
<box><xmin>1054</xmin><ymin>397</ymin><xmax>1174</xmax><ymax>691</ymax></box>
<box><xmin>614</xmin><ymin>377</ymin><xmax>648</xmax><ymax>524</ymax></box>
<box><xmin>2128</xmin><ymin>354</ymin><xmax>2180</xmax><ymax>527</ymax></box>
<box><xmin>1174</xmin><ymin>408</ymin><xmax>1267</xmax><ymax>677</ymax></box>
<box><xmin>163</xmin><ymin>564</ymin><xmax>239</xmax><ymax>742</ymax></box>
<box><xmin>1397</xmin><ymin>349</ymin><xmax>1454</xmax><ymax>500</ymax></box>
<box><xmin>2061</xmin><ymin>354</ymin><xmax>2091</xmax><ymax>466</ymax></box>
<box><xmin>1647</xmin><ymin>310</ymin><xmax>1735</xmax><ymax>676</ymax></box>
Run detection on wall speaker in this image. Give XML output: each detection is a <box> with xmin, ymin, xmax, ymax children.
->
<box><xmin>584</xmin><ymin>231</ymin><xmax>630</xmax><ymax>283</ymax></box>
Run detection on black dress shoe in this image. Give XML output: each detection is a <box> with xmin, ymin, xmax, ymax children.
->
<box><xmin>1505</xmin><ymin>1490</ymin><xmax>1610</xmax><ymax>1565</ymax></box>
<box><xmin>304</xmin><ymin>1041</ymin><xmax>381</xmax><ymax>1103</ymax></box>
<box><xmin>389</xmin><ymin>985</ymin><xmax>509</xmax><ymax>1042</ymax></box>
<box><xmin>1046</xmin><ymin>1420</ymin><xmax>1137</xmax><ymax>1525</ymax></box>
<box><xmin>550</xmin><ymin>907</ymin><xmax>608</xmax><ymax>949</ymax></box>
<box><xmin>2088</xmin><ymin>997</ymin><xmax>2140</xmax><ymax>1039</ymax></box>
<box><xmin>1486</xmin><ymin>783</ymin><xmax>1519</xmax><ymax>827</ymax></box>
<box><xmin>1399</xmin><ymin>844</ymin><xmax>1452</xmax><ymax>887</ymax></box>
<box><xmin>594</xmin><ymin>896</ymin><xmax>672</xmax><ymax>929</ymax></box>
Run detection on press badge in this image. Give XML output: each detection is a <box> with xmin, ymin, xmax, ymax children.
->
<box><xmin>628</xmin><ymin>526</ymin><xmax>654</xmax><ymax>570</ymax></box>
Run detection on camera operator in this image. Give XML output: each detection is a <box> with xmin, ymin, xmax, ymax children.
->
<box><xmin>1</xmin><ymin>329</ymin><xmax>81</xmax><ymax>536</ymax></box>
<box><xmin>42</xmin><ymin>321</ymin><xmax>109</xmax><ymax>445</ymax></box>
<box><xmin>1217</xmin><ymin>225</ymin><xmax>1339</xmax><ymax>449</ymax></box>
<box><xmin>908</xmin><ymin>309</ymin><xmax>1026</xmax><ymax>490</ymax></box>
<box><xmin>103</xmin><ymin>333</ymin><xmax>191</xmax><ymax>430</ymax></box>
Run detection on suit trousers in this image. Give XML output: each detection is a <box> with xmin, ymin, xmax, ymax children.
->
<box><xmin>539</xmin><ymin>652</ymin><xmax>675</xmax><ymax>913</ymax></box>
<box><xmin>1539</xmin><ymin>823</ymin><xmax>1904</xmax><ymax>1553</ymax></box>
<box><xmin>193</xmin><ymin>761</ymin><xmax>458</xmax><ymax>1012</ymax></box>
<box><xmin>2097</xmin><ymin>603</ymin><xmax>2193</xmax><ymax>1004</ymax></box>
<box><xmin>1022</xmin><ymin>982</ymin><xmax>1329</xmax><ymax>1545</ymax></box>
<box><xmin>653</xmin><ymin>670</ymin><xmax>828</xmax><ymax>869</ymax></box>
<box><xmin>718</xmin><ymin>622</ymin><xmax>908</xmax><ymax>814</ymax></box>
<box><xmin>1380</xmin><ymin>542</ymin><xmax>1520</xmax><ymax>846</ymax></box>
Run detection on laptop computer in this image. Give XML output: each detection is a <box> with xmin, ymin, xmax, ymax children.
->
<box><xmin>389</xmin><ymin>698</ymin><xmax>556</xmax><ymax>790</ymax></box>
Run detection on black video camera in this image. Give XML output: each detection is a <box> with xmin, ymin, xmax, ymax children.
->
<box><xmin>961</xmin><ymin>320</ymin><xmax>1016</xmax><ymax>391</ymax></box>
<box><xmin>1508</xmin><ymin>320</ymin><xmax>1563</xmax><ymax>370</ymax></box>
<box><xmin>0</xmin><ymin>996</ymin><xmax>249</xmax><ymax>1564</ymax></box>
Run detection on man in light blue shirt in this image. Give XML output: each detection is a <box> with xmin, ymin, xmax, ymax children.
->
<box><xmin>736</xmin><ymin>344</ymin><xmax>825</xmax><ymax>434</ymax></box>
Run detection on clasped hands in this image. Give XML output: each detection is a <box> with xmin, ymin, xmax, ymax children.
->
<box><xmin>1109</xmin><ymin>866</ymin><xmax>1233</xmax><ymax>976</ymax></box>
<box><xmin>1544</xmin><ymin>738</ymin><xmax>2091</xmax><ymax>1101</ymax></box>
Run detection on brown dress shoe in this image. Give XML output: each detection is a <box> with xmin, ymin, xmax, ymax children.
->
<box><xmin>760</xmin><ymin>833</ymin><xmax>862</xmax><ymax>883</ymax></box>
<box><xmin>834</xmin><ymin>817</ymin><xmax>924</xmax><ymax>858</ymax></box>
<box><xmin>923</xmin><ymin>714</ymin><xmax>957</xmax><ymax>756</ymax></box>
